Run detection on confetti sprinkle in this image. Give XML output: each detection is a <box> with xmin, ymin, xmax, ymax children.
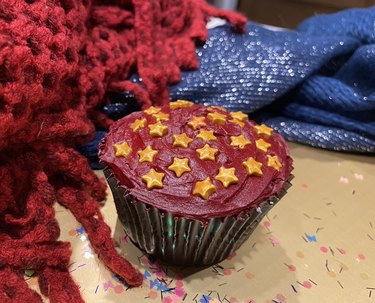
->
<box><xmin>305</xmin><ymin>234</ymin><xmax>317</xmax><ymax>242</ymax></box>
<box><xmin>285</xmin><ymin>264</ymin><xmax>296</xmax><ymax>272</ymax></box>
<box><xmin>303</xmin><ymin>281</ymin><xmax>312</xmax><ymax>289</ymax></box>
<box><xmin>339</xmin><ymin>176</ymin><xmax>349</xmax><ymax>184</ymax></box>
<box><xmin>357</xmin><ymin>253</ymin><xmax>366</xmax><ymax>261</ymax></box>
<box><xmin>296</xmin><ymin>251</ymin><xmax>305</xmax><ymax>258</ymax></box>
<box><xmin>320</xmin><ymin>246</ymin><xmax>328</xmax><ymax>254</ymax></box>
<box><xmin>354</xmin><ymin>173</ymin><xmax>364</xmax><ymax>180</ymax></box>
<box><xmin>263</xmin><ymin>221</ymin><xmax>271</xmax><ymax>229</ymax></box>
<box><xmin>270</xmin><ymin>235</ymin><xmax>280</xmax><ymax>246</ymax></box>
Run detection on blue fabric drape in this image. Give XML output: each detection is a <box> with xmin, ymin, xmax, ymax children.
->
<box><xmin>81</xmin><ymin>7</ymin><xmax>375</xmax><ymax>167</ymax></box>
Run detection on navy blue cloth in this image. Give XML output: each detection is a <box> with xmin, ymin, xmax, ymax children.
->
<box><xmin>81</xmin><ymin>7</ymin><xmax>375</xmax><ymax>167</ymax></box>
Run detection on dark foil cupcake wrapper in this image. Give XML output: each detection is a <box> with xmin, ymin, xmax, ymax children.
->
<box><xmin>104</xmin><ymin>168</ymin><xmax>292</xmax><ymax>266</ymax></box>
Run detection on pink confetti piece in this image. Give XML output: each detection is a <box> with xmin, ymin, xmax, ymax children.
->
<box><xmin>162</xmin><ymin>297</ymin><xmax>173</xmax><ymax>303</ymax></box>
<box><xmin>276</xmin><ymin>293</ymin><xmax>286</xmax><ymax>301</ymax></box>
<box><xmin>175</xmin><ymin>288</ymin><xmax>185</xmax><ymax>297</ymax></box>
<box><xmin>287</xmin><ymin>264</ymin><xmax>296</xmax><ymax>272</ymax></box>
<box><xmin>339</xmin><ymin>176</ymin><xmax>349</xmax><ymax>184</ymax></box>
<box><xmin>103</xmin><ymin>281</ymin><xmax>114</xmax><ymax>291</ymax></box>
<box><xmin>337</xmin><ymin>248</ymin><xmax>346</xmax><ymax>255</ymax></box>
<box><xmin>263</xmin><ymin>221</ymin><xmax>271</xmax><ymax>229</ymax></box>
<box><xmin>175</xmin><ymin>280</ymin><xmax>184</xmax><ymax>289</ymax></box>
<box><xmin>226</xmin><ymin>251</ymin><xmax>237</xmax><ymax>260</ymax></box>
<box><xmin>148</xmin><ymin>290</ymin><xmax>158</xmax><ymax>299</ymax></box>
<box><xmin>301</xmin><ymin>183</ymin><xmax>309</xmax><ymax>189</ymax></box>
<box><xmin>320</xmin><ymin>246</ymin><xmax>328</xmax><ymax>254</ymax></box>
<box><xmin>354</xmin><ymin>173</ymin><xmax>364</xmax><ymax>180</ymax></box>
<box><xmin>224</xmin><ymin>268</ymin><xmax>232</xmax><ymax>276</ymax></box>
<box><xmin>113</xmin><ymin>285</ymin><xmax>124</xmax><ymax>294</ymax></box>
<box><xmin>303</xmin><ymin>281</ymin><xmax>312</xmax><ymax>289</ymax></box>
<box><xmin>270</xmin><ymin>235</ymin><xmax>280</xmax><ymax>246</ymax></box>
<box><xmin>358</xmin><ymin>253</ymin><xmax>366</xmax><ymax>261</ymax></box>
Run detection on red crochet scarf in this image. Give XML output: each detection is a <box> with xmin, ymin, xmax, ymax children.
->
<box><xmin>0</xmin><ymin>0</ymin><xmax>245</xmax><ymax>301</ymax></box>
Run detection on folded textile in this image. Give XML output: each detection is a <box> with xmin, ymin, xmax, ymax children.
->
<box><xmin>98</xmin><ymin>7</ymin><xmax>375</xmax><ymax>156</ymax></box>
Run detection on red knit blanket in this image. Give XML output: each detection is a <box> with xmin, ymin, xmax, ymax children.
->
<box><xmin>0</xmin><ymin>0</ymin><xmax>245</xmax><ymax>302</ymax></box>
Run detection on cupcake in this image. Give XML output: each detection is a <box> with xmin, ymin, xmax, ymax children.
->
<box><xmin>99</xmin><ymin>100</ymin><xmax>293</xmax><ymax>266</ymax></box>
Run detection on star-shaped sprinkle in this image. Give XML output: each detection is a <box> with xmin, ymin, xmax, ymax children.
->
<box><xmin>229</xmin><ymin>119</ymin><xmax>245</xmax><ymax>127</ymax></box>
<box><xmin>215</xmin><ymin>167</ymin><xmax>239</xmax><ymax>188</ymax></box>
<box><xmin>267</xmin><ymin>155</ymin><xmax>282</xmax><ymax>171</ymax></box>
<box><xmin>230</xmin><ymin>111</ymin><xmax>248</xmax><ymax>121</ymax></box>
<box><xmin>242</xmin><ymin>157</ymin><xmax>263</xmax><ymax>176</ymax></box>
<box><xmin>256</xmin><ymin>139</ymin><xmax>271</xmax><ymax>152</ymax></box>
<box><xmin>130</xmin><ymin>118</ymin><xmax>147</xmax><ymax>132</ymax></box>
<box><xmin>114</xmin><ymin>141</ymin><xmax>132</xmax><ymax>158</ymax></box>
<box><xmin>196</xmin><ymin>144</ymin><xmax>218</xmax><ymax>161</ymax></box>
<box><xmin>188</xmin><ymin>116</ymin><xmax>206</xmax><ymax>130</ymax></box>
<box><xmin>208</xmin><ymin>106</ymin><xmax>227</xmax><ymax>112</ymax></box>
<box><xmin>141</xmin><ymin>168</ymin><xmax>165</xmax><ymax>190</ymax></box>
<box><xmin>173</xmin><ymin>133</ymin><xmax>193</xmax><ymax>148</ymax></box>
<box><xmin>137</xmin><ymin>146</ymin><xmax>158</xmax><ymax>163</ymax></box>
<box><xmin>152</xmin><ymin>111</ymin><xmax>169</xmax><ymax>122</ymax></box>
<box><xmin>148</xmin><ymin>121</ymin><xmax>168</xmax><ymax>137</ymax></box>
<box><xmin>193</xmin><ymin>177</ymin><xmax>216</xmax><ymax>200</ymax></box>
<box><xmin>254</xmin><ymin>124</ymin><xmax>273</xmax><ymax>138</ymax></box>
<box><xmin>230</xmin><ymin>135</ymin><xmax>250</xmax><ymax>149</ymax></box>
<box><xmin>196</xmin><ymin>129</ymin><xmax>217</xmax><ymax>141</ymax></box>
<box><xmin>169</xmin><ymin>100</ymin><xmax>193</xmax><ymax>109</ymax></box>
<box><xmin>144</xmin><ymin>106</ymin><xmax>161</xmax><ymax>115</ymax></box>
<box><xmin>207</xmin><ymin>112</ymin><xmax>226</xmax><ymax>124</ymax></box>
<box><xmin>168</xmin><ymin>157</ymin><xmax>191</xmax><ymax>177</ymax></box>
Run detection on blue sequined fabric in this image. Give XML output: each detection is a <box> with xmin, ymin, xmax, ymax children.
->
<box><xmin>81</xmin><ymin>7</ymin><xmax>375</xmax><ymax>167</ymax></box>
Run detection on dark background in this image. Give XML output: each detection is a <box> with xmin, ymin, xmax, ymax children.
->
<box><xmin>213</xmin><ymin>0</ymin><xmax>375</xmax><ymax>28</ymax></box>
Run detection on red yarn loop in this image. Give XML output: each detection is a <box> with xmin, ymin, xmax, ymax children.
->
<box><xmin>0</xmin><ymin>0</ymin><xmax>246</xmax><ymax>301</ymax></box>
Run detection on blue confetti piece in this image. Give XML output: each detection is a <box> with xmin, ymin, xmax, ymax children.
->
<box><xmin>143</xmin><ymin>270</ymin><xmax>152</xmax><ymax>280</ymax></box>
<box><xmin>150</xmin><ymin>279</ymin><xmax>160</xmax><ymax>289</ymax></box>
<box><xmin>306</xmin><ymin>234</ymin><xmax>317</xmax><ymax>242</ymax></box>
<box><xmin>76</xmin><ymin>226</ymin><xmax>85</xmax><ymax>234</ymax></box>
<box><xmin>199</xmin><ymin>295</ymin><xmax>212</xmax><ymax>303</ymax></box>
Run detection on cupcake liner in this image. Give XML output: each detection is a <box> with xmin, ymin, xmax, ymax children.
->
<box><xmin>104</xmin><ymin>168</ymin><xmax>293</xmax><ymax>266</ymax></box>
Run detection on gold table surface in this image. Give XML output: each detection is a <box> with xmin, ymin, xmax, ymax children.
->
<box><xmin>36</xmin><ymin>143</ymin><xmax>375</xmax><ymax>303</ymax></box>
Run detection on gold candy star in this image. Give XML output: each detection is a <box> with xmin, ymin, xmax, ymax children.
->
<box><xmin>173</xmin><ymin>133</ymin><xmax>193</xmax><ymax>148</ymax></box>
<box><xmin>168</xmin><ymin>157</ymin><xmax>191</xmax><ymax>177</ymax></box>
<box><xmin>256</xmin><ymin>139</ymin><xmax>271</xmax><ymax>152</ymax></box>
<box><xmin>149</xmin><ymin>121</ymin><xmax>168</xmax><ymax>137</ymax></box>
<box><xmin>207</xmin><ymin>106</ymin><xmax>227</xmax><ymax>112</ymax></box>
<box><xmin>152</xmin><ymin>111</ymin><xmax>169</xmax><ymax>122</ymax></box>
<box><xmin>242</xmin><ymin>157</ymin><xmax>263</xmax><ymax>176</ymax></box>
<box><xmin>130</xmin><ymin>118</ymin><xmax>147</xmax><ymax>132</ymax></box>
<box><xmin>207</xmin><ymin>112</ymin><xmax>227</xmax><ymax>124</ymax></box>
<box><xmin>267</xmin><ymin>155</ymin><xmax>282</xmax><ymax>171</ymax></box>
<box><xmin>137</xmin><ymin>146</ymin><xmax>158</xmax><ymax>163</ymax></box>
<box><xmin>230</xmin><ymin>111</ymin><xmax>248</xmax><ymax>122</ymax></box>
<box><xmin>215</xmin><ymin>167</ymin><xmax>239</xmax><ymax>188</ymax></box>
<box><xmin>196</xmin><ymin>144</ymin><xmax>218</xmax><ymax>161</ymax></box>
<box><xmin>169</xmin><ymin>100</ymin><xmax>194</xmax><ymax>109</ymax></box>
<box><xmin>193</xmin><ymin>177</ymin><xmax>217</xmax><ymax>200</ymax></box>
<box><xmin>196</xmin><ymin>129</ymin><xmax>217</xmax><ymax>141</ymax></box>
<box><xmin>188</xmin><ymin>116</ymin><xmax>206</xmax><ymax>130</ymax></box>
<box><xmin>141</xmin><ymin>168</ymin><xmax>165</xmax><ymax>190</ymax></box>
<box><xmin>229</xmin><ymin>119</ymin><xmax>245</xmax><ymax>128</ymax></box>
<box><xmin>230</xmin><ymin>135</ymin><xmax>250</xmax><ymax>149</ymax></box>
<box><xmin>114</xmin><ymin>141</ymin><xmax>132</xmax><ymax>158</ymax></box>
<box><xmin>254</xmin><ymin>124</ymin><xmax>273</xmax><ymax>138</ymax></box>
<box><xmin>144</xmin><ymin>106</ymin><xmax>161</xmax><ymax>115</ymax></box>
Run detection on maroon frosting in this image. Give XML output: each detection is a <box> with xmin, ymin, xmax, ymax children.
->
<box><xmin>99</xmin><ymin>101</ymin><xmax>293</xmax><ymax>221</ymax></box>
